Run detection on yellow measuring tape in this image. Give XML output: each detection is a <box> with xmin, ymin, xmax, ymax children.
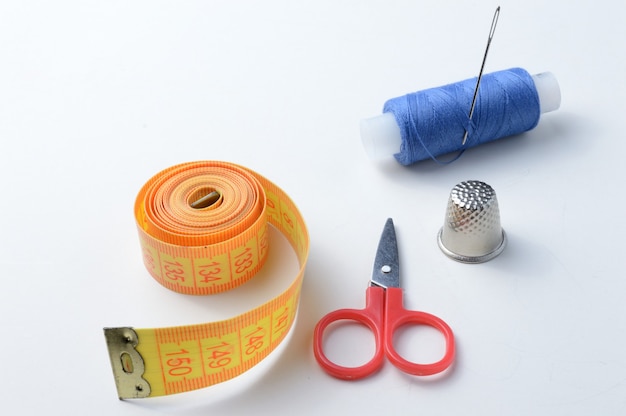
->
<box><xmin>104</xmin><ymin>161</ymin><xmax>309</xmax><ymax>399</ymax></box>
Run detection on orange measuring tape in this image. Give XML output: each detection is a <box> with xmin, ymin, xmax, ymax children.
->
<box><xmin>103</xmin><ymin>161</ymin><xmax>309</xmax><ymax>399</ymax></box>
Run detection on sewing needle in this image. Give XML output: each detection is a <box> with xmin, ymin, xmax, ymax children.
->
<box><xmin>463</xmin><ymin>6</ymin><xmax>501</xmax><ymax>146</ymax></box>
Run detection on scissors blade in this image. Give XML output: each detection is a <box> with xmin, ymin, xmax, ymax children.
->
<box><xmin>371</xmin><ymin>218</ymin><xmax>400</xmax><ymax>289</ymax></box>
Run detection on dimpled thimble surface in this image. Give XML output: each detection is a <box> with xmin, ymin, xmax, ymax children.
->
<box><xmin>437</xmin><ymin>180</ymin><xmax>506</xmax><ymax>263</ymax></box>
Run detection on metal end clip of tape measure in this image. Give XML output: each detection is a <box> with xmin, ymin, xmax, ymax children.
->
<box><xmin>103</xmin><ymin>161</ymin><xmax>309</xmax><ymax>399</ymax></box>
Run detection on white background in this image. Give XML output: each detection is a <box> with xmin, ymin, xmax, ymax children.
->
<box><xmin>1</xmin><ymin>0</ymin><xmax>625</xmax><ymax>414</ymax></box>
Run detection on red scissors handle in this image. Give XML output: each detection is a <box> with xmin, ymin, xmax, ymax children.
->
<box><xmin>384</xmin><ymin>287</ymin><xmax>455</xmax><ymax>376</ymax></box>
<box><xmin>313</xmin><ymin>286</ymin><xmax>386</xmax><ymax>380</ymax></box>
<box><xmin>313</xmin><ymin>287</ymin><xmax>455</xmax><ymax>380</ymax></box>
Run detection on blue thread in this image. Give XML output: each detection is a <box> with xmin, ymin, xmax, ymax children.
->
<box><xmin>383</xmin><ymin>67</ymin><xmax>541</xmax><ymax>165</ymax></box>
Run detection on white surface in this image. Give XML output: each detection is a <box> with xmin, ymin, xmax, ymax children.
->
<box><xmin>1</xmin><ymin>1</ymin><xmax>625</xmax><ymax>415</ymax></box>
<box><xmin>360</xmin><ymin>72</ymin><xmax>561</xmax><ymax>159</ymax></box>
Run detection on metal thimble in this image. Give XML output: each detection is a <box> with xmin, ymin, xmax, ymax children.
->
<box><xmin>437</xmin><ymin>180</ymin><xmax>506</xmax><ymax>263</ymax></box>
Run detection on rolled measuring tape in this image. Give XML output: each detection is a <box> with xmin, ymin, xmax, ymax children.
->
<box><xmin>103</xmin><ymin>161</ymin><xmax>309</xmax><ymax>399</ymax></box>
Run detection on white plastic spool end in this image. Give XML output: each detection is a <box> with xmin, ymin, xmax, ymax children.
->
<box><xmin>532</xmin><ymin>72</ymin><xmax>561</xmax><ymax>113</ymax></box>
<box><xmin>360</xmin><ymin>112</ymin><xmax>402</xmax><ymax>160</ymax></box>
<box><xmin>360</xmin><ymin>72</ymin><xmax>561</xmax><ymax>160</ymax></box>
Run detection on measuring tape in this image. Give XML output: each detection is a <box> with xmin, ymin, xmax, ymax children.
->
<box><xmin>104</xmin><ymin>161</ymin><xmax>309</xmax><ymax>399</ymax></box>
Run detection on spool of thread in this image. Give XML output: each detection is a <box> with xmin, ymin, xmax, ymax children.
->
<box><xmin>361</xmin><ymin>68</ymin><xmax>561</xmax><ymax>165</ymax></box>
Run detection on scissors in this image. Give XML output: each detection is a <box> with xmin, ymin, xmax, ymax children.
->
<box><xmin>313</xmin><ymin>218</ymin><xmax>455</xmax><ymax>380</ymax></box>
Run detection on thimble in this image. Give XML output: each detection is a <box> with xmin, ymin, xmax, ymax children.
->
<box><xmin>437</xmin><ymin>180</ymin><xmax>506</xmax><ymax>263</ymax></box>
